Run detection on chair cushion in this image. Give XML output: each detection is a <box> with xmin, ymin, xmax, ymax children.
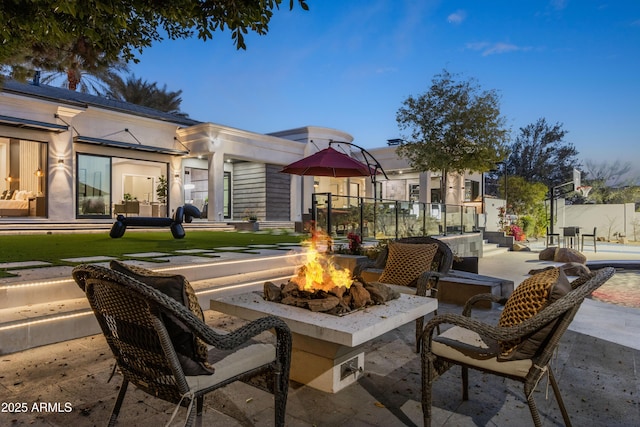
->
<box><xmin>432</xmin><ymin>327</ymin><xmax>532</xmax><ymax>377</ymax></box>
<box><xmin>186</xmin><ymin>343</ymin><xmax>276</xmax><ymax>392</ymax></box>
<box><xmin>110</xmin><ymin>260</ymin><xmax>214</xmax><ymax>375</ymax></box>
<box><xmin>497</xmin><ymin>267</ymin><xmax>571</xmax><ymax>360</ymax></box>
<box><xmin>378</xmin><ymin>242</ymin><xmax>438</xmax><ymax>286</ymax></box>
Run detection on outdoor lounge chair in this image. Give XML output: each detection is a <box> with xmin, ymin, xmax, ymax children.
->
<box><xmin>72</xmin><ymin>263</ymin><xmax>292</xmax><ymax>427</ymax></box>
<box><xmin>420</xmin><ymin>266</ymin><xmax>615</xmax><ymax>427</ymax></box>
<box><xmin>353</xmin><ymin>236</ymin><xmax>454</xmax><ymax>352</ymax></box>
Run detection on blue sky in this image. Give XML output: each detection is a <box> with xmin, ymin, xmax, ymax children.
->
<box><xmin>130</xmin><ymin>0</ymin><xmax>640</xmax><ymax>173</ymax></box>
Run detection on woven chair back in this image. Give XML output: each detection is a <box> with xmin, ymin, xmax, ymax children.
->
<box><xmin>528</xmin><ymin>268</ymin><xmax>614</xmax><ymax>368</ymax></box>
<box><xmin>74</xmin><ymin>266</ymin><xmax>189</xmax><ymax>403</ymax></box>
<box><xmin>374</xmin><ymin>236</ymin><xmax>454</xmax><ymax>273</ymax></box>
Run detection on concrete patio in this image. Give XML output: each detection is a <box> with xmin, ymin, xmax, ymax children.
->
<box><xmin>1</xmin><ymin>240</ymin><xmax>639</xmax><ymax>426</ymax></box>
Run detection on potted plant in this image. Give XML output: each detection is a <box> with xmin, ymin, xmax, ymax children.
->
<box><xmin>243</xmin><ymin>208</ymin><xmax>259</xmax><ymax>222</ymax></box>
<box><xmin>156</xmin><ymin>175</ymin><xmax>167</xmax><ymax>205</ymax></box>
<box><xmin>153</xmin><ymin>175</ymin><xmax>168</xmax><ymax>217</ymax></box>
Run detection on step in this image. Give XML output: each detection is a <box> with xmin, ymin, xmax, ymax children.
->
<box><xmin>482</xmin><ymin>241</ymin><xmax>510</xmax><ymax>257</ymax></box>
<box><xmin>0</xmin><ymin>251</ymin><xmax>307</xmax><ymax>355</ymax></box>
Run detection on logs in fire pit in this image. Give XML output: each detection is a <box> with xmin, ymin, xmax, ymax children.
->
<box><xmin>263</xmin><ymin>279</ymin><xmax>400</xmax><ymax>316</ymax></box>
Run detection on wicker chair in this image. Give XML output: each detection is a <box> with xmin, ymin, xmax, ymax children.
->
<box><xmin>353</xmin><ymin>236</ymin><xmax>454</xmax><ymax>352</ymax></box>
<box><xmin>72</xmin><ymin>264</ymin><xmax>292</xmax><ymax>427</ymax></box>
<box><xmin>420</xmin><ymin>267</ymin><xmax>615</xmax><ymax>427</ymax></box>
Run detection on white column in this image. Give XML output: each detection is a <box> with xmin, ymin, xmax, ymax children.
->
<box><xmin>208</xmin><ymin>152</ymin><xmax>225</xmax><ymax>221</ymax></box>
<box><xmin>418</xmin><ymin>172</ymin><xmax>428</xmax><ymax>203</ymax></box>
<box><xmin>290</xmin><ymin>174</ymin><xmax>303</xmax><ymax>221</ymax></box>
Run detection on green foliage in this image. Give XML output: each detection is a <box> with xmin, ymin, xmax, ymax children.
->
<box><xmin>156</xmin><ymin>175</ymin><xmax>167</xmax><ymax>204</ymax></box>
<box><xmin>396</xmin><ymin>69</ymin><xmax>510</xmax><ymax>195</ymax></box>
<box><xmin>103</xmin><ymin>74</ymin><xmax>186</xmax><ymax>115</ymax></box>
<box><xmin>571</xmin><ymin>159</ymin><xmax>640</xmax><ymax>205</ymax></box>
<box><xmin>0</xmin><ymin>1</ymin><xmax>309</xmax><ymax>75</ymax></box>
<box><xmin>508</xmin><ymin>118</ymin><xmax>580</xmax><ymax>189</ymax></box>
<box><xmin>501</xmin><ymin>175</ymin><xmax>548</xmax><ymax>216</ymax></box>
<box><xmin>499</xmin><ymin>175</ymin><xmax>548</xmax><ymax>238</ymax></box>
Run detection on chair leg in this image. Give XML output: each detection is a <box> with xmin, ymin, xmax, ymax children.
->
<box><xmin>524</xmin><ymin>382</ymin><xmax>543</xmax><ymax>427</ymax></box>
<box><xmin>462</xmin><ymin>366</ymin><xmax>469</xmax><ymax>401</ymax></box>
<box><xmin>422</xmin><ymin>357</ymin><xmax>435</xmax><ymax>427</ymax></box>
<box><xmin>274</xmin><ymin>363</ymin><xmax>289</xmax><ymax>427</ymax></box>
<box><xmin>195</xmin><ymin>396</ymin><xmax>204</xmax><ymax>427</ymax></box>
<box><xmin>108</xmin><ymin>379</ymin><xmax>129</xmax><ymax>427</ymax></box>
<box><xmin>549</xmin><ymin>370</ymin><xmax>573</xmax><ymax>427</ymax></box>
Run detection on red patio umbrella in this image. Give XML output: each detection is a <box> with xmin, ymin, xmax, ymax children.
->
<box><xmin>280</xmin><ymin>147</ymin><xmax>375</xmax><ymax>177</ymax></box>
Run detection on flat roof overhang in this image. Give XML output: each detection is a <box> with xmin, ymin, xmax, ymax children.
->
<box><xmin>0</xmin><ymin>115</ymin><xmax>69</xmax><ymax>132</ymax></box>
<box><xmin>74</xmin><ymin>135</ymin><xmax>189</xmax><ymax>156</ymax></box>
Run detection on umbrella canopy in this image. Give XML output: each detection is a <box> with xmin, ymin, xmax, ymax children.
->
<box><xmin>280</xmin><ymin>147</ymin><xmax>375</xmax><ymax>177</ymax></box>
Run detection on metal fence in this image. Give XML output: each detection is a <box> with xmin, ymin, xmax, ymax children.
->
<box><xmin>311</xmin><ymin>193</ymin><xmax>478</xmax><ymax>240</ymax></box>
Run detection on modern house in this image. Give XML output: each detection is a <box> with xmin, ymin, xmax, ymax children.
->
<box><xmin>0</xmin><ymin>78</ymin><xmax>484</xmax><ymax>227</ymax></box>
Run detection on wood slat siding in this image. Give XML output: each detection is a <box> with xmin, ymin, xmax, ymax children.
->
<box><xmin>265</xmin><ymin>164</ymin><xmax>290</xmax><ymax>221</ymax></box>
<box><xmin>232</xmin><ymin>162</ymin><xmax>291</xmax><ymax>221</ymax></box>
<box><xmin>233</xmin><ymin>162</ymin><xmax>266</xmax><ymax>220</ymax></box>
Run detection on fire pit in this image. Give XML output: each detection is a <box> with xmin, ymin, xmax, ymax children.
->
<box><xmin>263</xmin><ymin>246</ymin><xmax>399</xmax><ymax>315</ymax></box>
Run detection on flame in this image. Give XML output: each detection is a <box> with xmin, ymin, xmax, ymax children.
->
<box><xmin>291</xmin><ymin>230</ymin><xmax>352</xmax><ymax>292</ymax></box>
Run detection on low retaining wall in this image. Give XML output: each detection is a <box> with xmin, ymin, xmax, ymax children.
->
<box><xmin>437</xmin><ymin>232</ymin><xmax>483</xmax><ymax>258</ymax></box>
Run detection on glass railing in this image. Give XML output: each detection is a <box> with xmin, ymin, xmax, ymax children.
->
<box><xmin>311</xmin><ymin>193</ymin><xmax>478</xmax><ymax>240</ymax></box>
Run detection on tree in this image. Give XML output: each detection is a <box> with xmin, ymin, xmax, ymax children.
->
<box><xmin>396</xmin><ymin>69</ymin><xmax>510</xmax><ymax>199</ymax></box>
<box><xmin>507</xmin><ymin>118</ymin><xmax>579</xmax><ymax>189</ymax></box>
<box><xmin>499</xmin><ymin>175</ymin><xmax>548</xmax><ymax>237</ymax></box>
<box><xmin>0</xmin><ymin>0</ymin><xmax>309</xmax><ymax>74</ymax></box>
<box><xmin>570</xmin><ymin>159</ymin><xmax>640</xmax><ymax>205</ymax></box>
<box><xmin>103</xmin><ymin>74</ymin><xmax>186</xmax><ymax>115</ymax></box>
<box><xmin>39</xmin><ymin>53</ymin><xmax>129</xmax><ymax>93</ymax></box>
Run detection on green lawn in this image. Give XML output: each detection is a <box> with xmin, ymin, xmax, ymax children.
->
<box><xmin>0</xmin><ymin>230</ymin><xmax>305</xmax><ymax>266</ymax></box>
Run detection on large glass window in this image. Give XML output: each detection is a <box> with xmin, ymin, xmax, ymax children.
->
<box><xmin>0</xmin><ymin>137</ymin><xmax>47</xmax><ymax>217</ymax></box>
<box><xmin>464</xmin><ymin>179</ymin><xmax>480</xmax><ymax>202</ymax></box>
<box><xmin>77</xmin><ymin>154</ymin><xmax>111</xmax><ymax>218</ymax></box>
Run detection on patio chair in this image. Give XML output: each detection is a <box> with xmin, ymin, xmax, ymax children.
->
<box><xmin>546</xmin><ymin>227</ymin><xmax>560</xmax><ymax>247</ymax></box>
<box><xmin>420</xmin><ymin>266</ymin><xmax>615</xmax><ymax>427</ymax></box>
<box><xmin>72</xmin><ymin>263</ymin><xmax>291</xmax><ymax>427</ymax></box>
<box><xmin>581</xmin><ymin>227</ymin><xmax>597</xmax><ymax>252</ymax></box>
<box><xmin>352</xmin><ymin>236</ymin><xmax>454</xmax><ymax>352</ymax></box>
<box><xmin>563</xmin><ymin>226</ymin><xmax>579</xmax><ymax>248</ymax></box>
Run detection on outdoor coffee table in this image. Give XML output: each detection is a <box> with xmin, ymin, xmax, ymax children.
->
<box><xmin>210</xmin><ymin>292</ymin><xmax>437</xmax><ymax>393</ymax></box>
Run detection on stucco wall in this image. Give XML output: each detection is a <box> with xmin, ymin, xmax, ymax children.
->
<box><xmin>561</xmin><ymin>201</ymin><xmax>638</xmax><ymax>240</ymax></box>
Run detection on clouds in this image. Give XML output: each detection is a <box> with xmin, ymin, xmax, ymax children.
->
<box><xmin>550</xmin><ymin>0</ymin><xmax>568</xmax><ymax>11</ymax></box>
<box><xmin>447</xmin><ymin>8</ymin><xmax>528</xmax><ymax>56</ymax></box>
<box><xmin>447</xmin><ymin>10</ymin><xmax>467</xmax><ymax>24</ymax></box>
<box><xmin>465</xmin><ymin>41</ymin><xmax>532</xmax><ymax>56</ymax></box>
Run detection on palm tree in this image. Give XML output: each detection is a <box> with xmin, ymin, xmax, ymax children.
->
<box><xmin>39</xmin><ymin>51</ymin><xmax>128</xmax><ymax>93</ymax></box>
<box><xmin>3</xmin><ymin>39</ymin><xmax>128</xmax><ymax>94</ymax></box>
<box><xmin>103</xmin><ymin>74</ymin><xmax>187</xmax><ymax>116</ymax></box>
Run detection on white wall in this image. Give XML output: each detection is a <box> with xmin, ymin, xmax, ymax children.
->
<box><xmin>562</xmin><ymin>201</ymin><xmax>638</xmax><ymax>240</ymax></box>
